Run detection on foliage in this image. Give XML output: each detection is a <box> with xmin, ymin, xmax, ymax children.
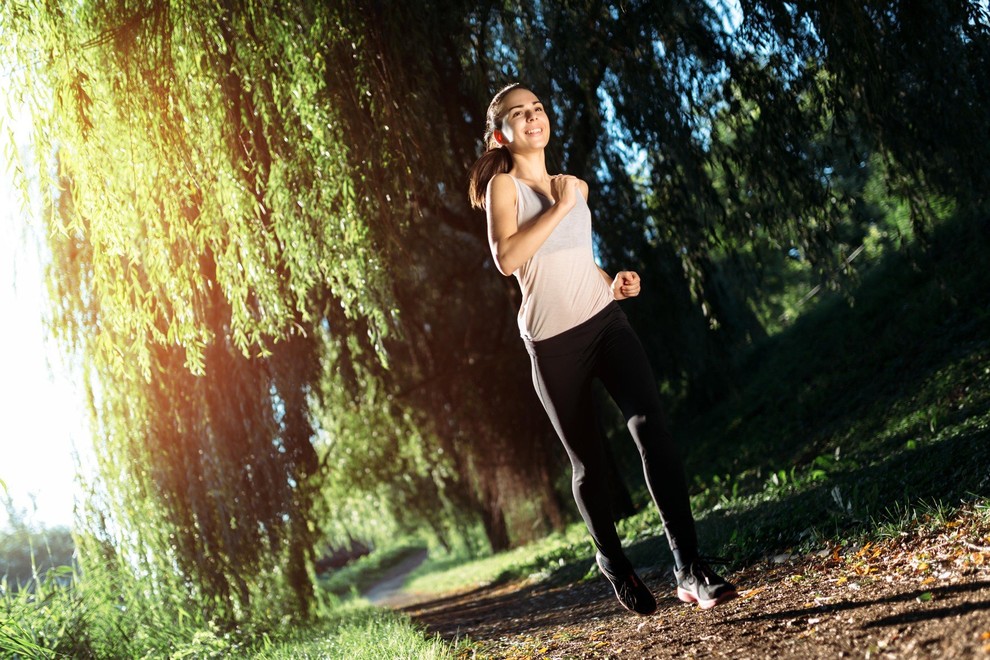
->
<box><xmin>248</xmin><ymin>602</ymin><xmax>459</xmax><ymax>660</ymax></box>
<box><xmin>2</xmin><ymin>0</ymin><xmax>452</xmax><ymax>627</ymax></box>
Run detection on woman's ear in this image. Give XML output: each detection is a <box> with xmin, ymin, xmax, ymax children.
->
<box><xmin>493</xmin><ymin>129</ymin><xmax>508</xmax><ymax>145</ymax></box>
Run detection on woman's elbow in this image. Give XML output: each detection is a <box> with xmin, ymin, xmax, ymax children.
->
<box><xmin>491</xmin><ymin>245</ymin><xmax>518</xmax><ymax>275</ymax></box>
<box><xmin>493</xmin><ymin>256</ymin><xmax>516</xmax><ymax>276</ymax></box>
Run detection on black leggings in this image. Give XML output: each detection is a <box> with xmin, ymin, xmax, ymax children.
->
<box><xmin>525</xmin><ymin>302</ymin><xmax>698</xmax><ymax>572</ymax></box>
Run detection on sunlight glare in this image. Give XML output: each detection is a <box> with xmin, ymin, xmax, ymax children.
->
<box><xmin>1</xmin><ymin>83</ymin><xmax>90</xmax><ymax>531</ymax></box>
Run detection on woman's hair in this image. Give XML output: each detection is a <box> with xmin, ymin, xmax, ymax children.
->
<box><xmin>467</xmin><ymin>82</ymin><xmax>526</xmax><ymax>210</ymax></box>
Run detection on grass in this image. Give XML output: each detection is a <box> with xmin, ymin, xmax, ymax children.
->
<box><xmin>403</xmin><ymin>522</ymin><xmax>596</xmax><ymax>595</ymax></box>
<box><xmin>250</xmin><ymin>602</ymin><xmax>457</xmax><ymax>660</ymax></box>
<box><xmin>1</xmin><ymin>567</ymin><xmax>459</xmax><ymax>659</ymax></box>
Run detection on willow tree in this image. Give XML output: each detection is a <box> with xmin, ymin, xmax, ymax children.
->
<box><xmin>1</xmin><ymin>0</ymin><xmax>449</xmax><ymax>622</ymax></box>
<box><xmin>2</xmin><ymin>0</ymin><xmax>574</xmax><ymax>627</ymax></box>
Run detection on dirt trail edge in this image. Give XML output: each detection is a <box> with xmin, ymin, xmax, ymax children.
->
<box><xmin>362</xmin><ymin>548</ymin><xmax>430</xmax><ymax>605</ymax></box>
<box><xmin>394</xmin><ymin>524</ymin><xmax>990</xmax><ymax>658</ymax></box>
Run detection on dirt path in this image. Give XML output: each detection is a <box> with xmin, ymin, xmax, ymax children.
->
<box><xmin>363</xmin><ymin>548</ymin><xmax>429</xmax><ymax>605</ymax></box>
<box><xmin>396</xmin><ymin>521</ymin><xmax>990</xmax><ymax>658</ymax></box>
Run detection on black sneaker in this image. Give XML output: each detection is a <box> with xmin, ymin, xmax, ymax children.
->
<box><xmin>596</xmin><ymin>551</ymin><xmax>657</xmax><ymax>615</ymax></box>
<box><xmin>675</xmin><ymin>559</ymin><xmax>738</xmax><ymax>609</ymax></box>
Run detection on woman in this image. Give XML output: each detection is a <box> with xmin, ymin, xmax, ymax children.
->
<box><xmin>467</xmin><ymin>83</ymin><xmax>737</xmax><ymax>614</ymax></box>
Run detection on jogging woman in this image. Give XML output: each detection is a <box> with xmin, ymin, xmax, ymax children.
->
<box><xmin>467</xmin><ymin>83</ymin><xmax>738</xmax><ymax>614</ymax></box>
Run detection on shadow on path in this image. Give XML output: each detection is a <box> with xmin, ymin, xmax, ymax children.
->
<box><xmin>727</xmin><ymin>579</ymin><xmax>990</xmax><ymax>628</ymax></box>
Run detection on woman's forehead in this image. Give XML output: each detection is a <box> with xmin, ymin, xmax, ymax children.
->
<box><xmin>502</xmin><ymin>88</ymin><xmax>541</xmax><ymax>109</ymax></box>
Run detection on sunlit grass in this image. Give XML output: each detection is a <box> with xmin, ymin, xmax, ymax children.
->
<box><xmin>403</xmin><ymin>523</ymin><xmax>594</xmax><ymax>596</ymax></box>
<box><xmin>1</xmin><ymin>565</ymin><xmax>457</xmax><ymax>659</ymax></box>
<box><xmin>250</xmin><ymin>602</ymin><xmax>457</xmax><ymax>659</ymax></box>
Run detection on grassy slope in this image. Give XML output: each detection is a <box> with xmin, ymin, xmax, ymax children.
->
<box><xmin>679</xmin><ymin>212</ymin><xmax>990</xmax><ymax>561</ymax></box>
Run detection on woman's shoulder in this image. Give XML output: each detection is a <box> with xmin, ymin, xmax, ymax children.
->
<box><xmin>488</xmin><ymin>172</ymin><xmax>519</xmax><ymax>195</ymax></box>
<box><xmin>578</xmin><ymin>178</ymin><xmax>589</xmax><ymax>198</ymax></box>
<box><xmin>487</xmin><ymin>172</ymin><xmax>519</xmax><ymax>208</ymax></box>
<box><xmin>556</xmin><ymin>172</ymin><xmax>589</xmax><ymax>195</ymax></box>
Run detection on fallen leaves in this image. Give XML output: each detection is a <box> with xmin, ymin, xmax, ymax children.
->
<box><xmin>442</xmin><ymin>503</ymin><xmax>990</xmax><ymax>660</ymax></box>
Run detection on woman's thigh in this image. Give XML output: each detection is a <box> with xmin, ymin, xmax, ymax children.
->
<box><xmin>530</xmin><ymin>352</ymin><xmax>603</xmax><ymax>466</ymax></box>
<box><xmin>594</xmin><ymin>316</ymin><xmax>665</xmax><ymax>423</ymax></box>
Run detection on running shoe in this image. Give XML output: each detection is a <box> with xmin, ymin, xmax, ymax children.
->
<box><xmin>596</xmin><ymin>551</ymin><xmax>657</xmax><ymax>615</ymax></box>
<box><xmin>675</xmin><ymin>559</ymin><xmax>738</xmax><ymax>609</ymax></box>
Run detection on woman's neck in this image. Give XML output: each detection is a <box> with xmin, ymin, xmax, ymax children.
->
<box><xmin>509</xmin><ymin>150</ymin><xmax>550</xmax><ymax>185</ymax></box>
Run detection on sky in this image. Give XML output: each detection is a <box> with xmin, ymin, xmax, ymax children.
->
<box><xmin>1</xmin><ymin>81</ymin><xmax>90</xmax><ymax>531</ymax></box>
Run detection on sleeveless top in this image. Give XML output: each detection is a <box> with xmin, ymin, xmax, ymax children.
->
<box><xmin>502</xmin><ymin>175</ymin><xmax>614</xmax><ymax>341</ymax></box>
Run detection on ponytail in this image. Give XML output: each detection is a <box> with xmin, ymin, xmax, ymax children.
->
<box><xmin>468</xmin><ymin>146</ymin><xmax>513</xmax><ymax>210</ymax></box>
<box><xmin>466</xmin><ymin>82</ymin><xmax>527</xmax><ymax>210</ymax></box>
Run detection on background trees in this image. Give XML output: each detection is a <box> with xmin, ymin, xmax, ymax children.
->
<box><xmin>2</xmin><ymin>0</ymin><xmax>987</xmax><ymax>625</ymax></box>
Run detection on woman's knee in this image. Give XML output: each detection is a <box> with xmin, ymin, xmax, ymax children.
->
<box><xmin>627</xmin><ymin>413</ymin><xmax>676</xmax><ymax>454</ymax></box>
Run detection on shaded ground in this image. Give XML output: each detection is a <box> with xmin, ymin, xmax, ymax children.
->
<box><xmin>386</xmin><ymin>517</ymin><xmax>990</xmax><ymax>658</ymax></box>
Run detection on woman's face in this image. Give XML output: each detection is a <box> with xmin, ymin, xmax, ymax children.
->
<box><xmin>496</xmin><ymin>88</ymin><xmax>549</xmax><ymax>151</ymax></box>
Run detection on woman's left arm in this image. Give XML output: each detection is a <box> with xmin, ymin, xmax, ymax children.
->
<box><xmin>599</xmin><ymin>268</ymin><xmax>641</xmax><ymax>300</ymax></box>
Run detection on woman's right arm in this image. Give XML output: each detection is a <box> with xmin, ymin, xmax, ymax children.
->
<box><xmin>486</xmin><ymin>173</ymin><xmax>578</xmax><ymax>276</ymax></box>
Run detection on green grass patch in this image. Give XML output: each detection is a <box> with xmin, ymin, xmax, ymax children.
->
<box><xmin>249</xmin><ymin>601</ymin><xmax>457</xmax><ymax>659</ymax></box>
<box><xmin>673</xmin><ymin>211</ymin><xmax>990</xmax><ymax>562</ymax></box>
<box><xmin>404</xmin><ymin>523</ymin><xmax>596</xmax><ymax>595</ymax></box>
<box><xmin>1</xmin><ymin>567</ymin><xmax>457</xmax><ymax>659</ymax></box>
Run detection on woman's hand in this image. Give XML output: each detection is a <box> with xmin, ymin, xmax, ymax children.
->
<box><xmin>550</xmin><ymin>174</ymin><xmax>579</xmax><ymax>211</ymax></box>
<box><xmin>611</xmin><ymin>270</ymin><xmax>641</xmax><ymax>300</ymax></box>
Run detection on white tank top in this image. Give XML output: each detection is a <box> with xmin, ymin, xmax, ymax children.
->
<box><xmin>505</xmin><ymin>175</ymin><xmax>614</xmax><ymax>341</ymax></box>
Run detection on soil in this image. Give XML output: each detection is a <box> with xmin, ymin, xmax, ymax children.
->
<box><xmin>379</xmin><ymin>519</ymin><xmax>990</xmax><ymax>658</ymax></box>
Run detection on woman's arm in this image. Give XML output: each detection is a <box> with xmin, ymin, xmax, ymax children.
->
<box><xmin>486</xmin><ymin>173</ymin><xmax>580</xmax><ymax>275</ymax></box>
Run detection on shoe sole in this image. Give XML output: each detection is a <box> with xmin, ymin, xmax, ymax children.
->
<box><xmin>677</xmin><ymin>587</ymin><xmax>739</xmax><ymax>610</ymax></box>
<box><xmin>597</xmin><ymin>558</ymin><xmax>657</xmax><ymax>616</ymax></box>
<box><xmin>613</xmin><ymin>594</ymin><xmax>658</xmax><ymax>616</ymax></box>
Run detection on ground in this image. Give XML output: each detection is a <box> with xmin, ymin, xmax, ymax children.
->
<box><xmin>377</xmin><ymin>520</ymin><xmax>990</xmax><ymax>659</ymax></box>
